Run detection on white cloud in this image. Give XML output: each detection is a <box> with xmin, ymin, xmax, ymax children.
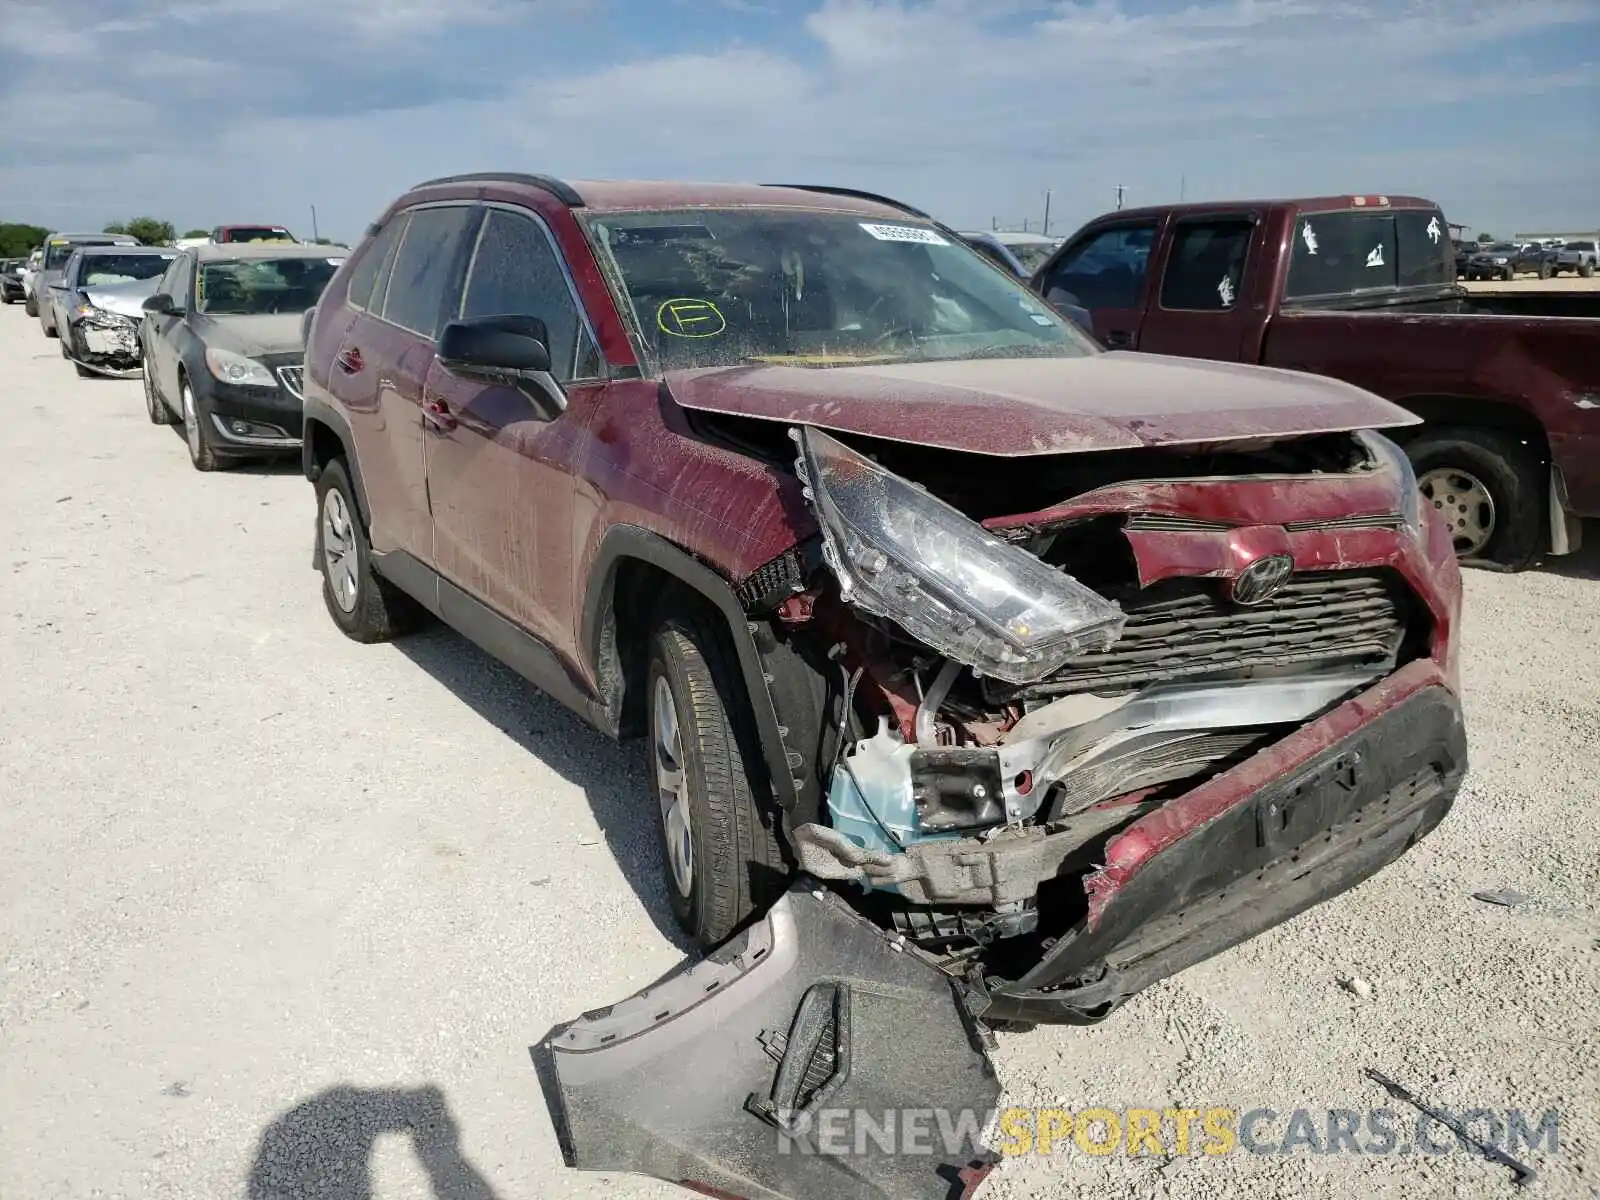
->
<box><xmin>0</xmin><ymin>0</ymin><xmax>1594</xmax><ymax>238</ymax></box>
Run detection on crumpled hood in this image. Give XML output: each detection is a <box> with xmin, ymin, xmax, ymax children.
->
<box><xmin>191</xmin><ymin>312</ymin><xmax>306</xmax><ymax>358</ymax></box>
<box><xmin>83</xmin><ymin>276</ymin><xmax>160</xmax><ymax>319</ymax></box>
<box><xmin>663</xmin><ymin>353</ymin><xmax>1420</xmax><ymax>456</ymax></box>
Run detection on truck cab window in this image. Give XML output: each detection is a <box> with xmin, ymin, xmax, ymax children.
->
<box><xmin>1160</xmin><ymin>220</ymin><xmax>1253</xmax><ymax>310</ymax></box>
<box><xmin>1040</xmin><ymin>224</ymin><xmax>1157</xmax><ymax>310</ymax></box>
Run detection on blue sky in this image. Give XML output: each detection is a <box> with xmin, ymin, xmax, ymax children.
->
<box><xmin>1</xmin><ymin>0</ymin><xmax>1596</xmax><ymax>243</ymax></box>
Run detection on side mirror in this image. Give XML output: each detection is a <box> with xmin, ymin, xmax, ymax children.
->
<box><xmin>143</xmin><ymin>293</ymin><xmax>175</xmax><ymax>315</ymax></box>
<box><xmin>437</xmin><ymin>314</ymin><xmax>553</xmax><ymax>377</ymax></box>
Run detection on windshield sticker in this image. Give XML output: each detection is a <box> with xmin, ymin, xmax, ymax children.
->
<box><xmin>326</xmin><ymin>258</ymin><xmax>346</xmax><ymax>266</ymax></box>
<box><xmin>1217</xmin><ymin>274</ymin><xmax>1236</xmax><ymax>306</ymax></box>
<box><xmin>1366</xmin><ymin>242</ymin><xmax>1386</xmax><ymax>268</ymax></box>
<box><xmin>1300</xmin><ymin>222</ymin><xmax>1319</xmax><ymax>256</ymax></box>
<box><xmin>1029</xmin><ymin>313</ymin><xmax>1055</xmax><ymax>326</ymax></box>
<box><xmin>656</xmin><ymin>298</ymin><xmax>727</xmax><ymax>338</ymax></box>
<box><xmin>1426</xmin><ymin>216</ymin><xmax>1442</xmax><ymax>244</ymax></box>
<box><xmin>859</xmin><ymin>223</ymin><xmax>949</xmax><ymax>246</ymax></box>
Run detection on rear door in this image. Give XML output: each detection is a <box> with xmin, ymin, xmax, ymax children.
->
<box><xmin>1034</xmin><ymin>219</ymin><xmax>1162</xmax><ymax>349</ymax></box>
<box><xmin>1136</xmin><ymin>214</ymin><xmax>1263</xmax><ymax>361</ymax></box>
<box><xmin>326</xmin><ymin>203</ymin><xmax>478</xmax><ymax>562</ymax></box>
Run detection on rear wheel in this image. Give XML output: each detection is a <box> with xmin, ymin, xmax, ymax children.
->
<box><xmin>1409</xmin><ymin>428</ymin><xmax>1544</xmax><ymax>570</ymax></box>
<box><xmin>1539</xmin><ymin>259</ymin><xmax>1554</xmax><ymax>279</ymax></box>
<box><xmin>646</xmin><ymin>610</ymin><xmax>787</xmax><ymax>947</ymax></box>
<box><xmin>315</xmin><ymin>458</ymin><xmax>427</xmax><ymax>643</ymax></box>
<box><xmin>1582</xmin><ymin>261</ymin><xmax>1595</xmax><ymax>279</ymax></box>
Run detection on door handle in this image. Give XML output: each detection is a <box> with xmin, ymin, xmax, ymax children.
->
<box><xmin>422</xmin><ymin>398</ymin><xmax>458</xmax><ymax>433</ymax></box>
<box><xmin>1104</xmin><ymin>330</ymin><xmax>1135</xmax><ymax>349</ymax></box>
<box><xmin>335</xmin><ymin>346</ymin><xmax>364</xmax><ymax>374</ymax></box>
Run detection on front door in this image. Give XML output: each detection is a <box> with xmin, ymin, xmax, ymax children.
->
<box><xmin>423</xmin><ymin>204</ymin><xmax>603</xmax><ymax>655</ymax></box>
<box><xmin>1036</xmin><ymin>219</ymin><xmax>1162</xmax><ymax>350</ymax></box>
<box><xmin>146</xmin><ymin>253</ymin><xmax>192</xmax><ymax>402</ymax></box>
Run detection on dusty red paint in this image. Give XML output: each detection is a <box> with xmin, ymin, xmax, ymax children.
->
<box><xmin>661</xmin><ymin>357</ymin><xmax>1417</xmax><ymax>458</ymax></box>
<box><xmin>1082</xmin><ymin>657</ymin><xmax>1447</xmax><ymax>929</ymax></box>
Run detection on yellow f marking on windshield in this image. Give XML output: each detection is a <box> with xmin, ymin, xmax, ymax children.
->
<box><xmin>656</xmin><ymin>298</ymin><xmax>727</xmax><ymax>338</ymax></box>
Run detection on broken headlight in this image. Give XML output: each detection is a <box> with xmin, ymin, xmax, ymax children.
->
<box><xmin>794</xmin><ymin>425</ymin><xmax>1125</xmax><ymax>684</ymax></box>
<box><xmin>1358</xmin><ymin>430</ymin><xmax>1423</xmax><ymax>540</ymax></box>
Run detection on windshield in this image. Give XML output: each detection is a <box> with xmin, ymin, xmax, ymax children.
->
<box><xmin>45</xmin><ymin>239</ymin><xmax>123</xmax><ymax>270</ymax></box>
<box><xmin>1565</xmin><ymin>241</ymin><xmax>1597</xmax><ymax>252</ymax></box>
<box><xmin>222</xmin><ymin>227</ymin><xmax>295</xmax><ymax>243</ymax></box>
<box><xmin>585</xmin><ymin>208</ymin><xmax>1095</xmax><ymax>370</ymax></box>
<box><xmin>77</xmin><ymin>254</ymin><xmax>173</xmax><ymax>286</ymax></box>
<box><xmin>196</xmin><ymin>256</ymin><xmax>342</xmax><ymax>314</ymax></box>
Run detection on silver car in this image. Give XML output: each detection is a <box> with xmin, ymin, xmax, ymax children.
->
<box><xmin>34</xmin><ymin>231</ymin><xmax>140</xmax><ymax>335</ymax></box>
<box><xmin>1552</xmin><ymin>239</ymin><xmax>1597</xmax><ymax>278</ymax></box>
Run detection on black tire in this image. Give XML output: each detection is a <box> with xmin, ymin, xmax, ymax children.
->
<box><xmin>1407</xmin><ymin>428</ymin><xmax>1544</xmax><ymax>571</ymax></box>
<box><xmin>24</xmin><ymin>294</ymin><xmax>37</xmax><ymax>317</ymax></box>
<box><xmin>1539</xmin><ymin>260</ymin><xmax>1553</xmax><ymax>279</ymax></box>
<box><xmin>1501</xmin><ymin>266</ymin><xmax>1514</xmax><ymax>281</ymax></box>
<box><xmin>646</xmin><ymin>610</ymin><xmax>787</xmax><ymax>947</ymax></box>
<box><xmin>143</xmin><ymin>363</ymin><xmax>175</xmax><ymax>424</ymax></box>
<box><xmin>314</xmin><ymin>458</ymin><xmax>426</xmax><ymax>643</ymax></box>
<box><xmin>1582</xmin><ymin>261</ymin><xmax>1595</xmax><ymax>279</ymax></box>
<box><xmin>178</xmin><ymin>376</ymin><xmax>225</xmax><ymax>472</ymax></box>
<box><xmin>74</xmin><ymin>361</ymin><xmax>95</xmax><ymax>378</ymax></box>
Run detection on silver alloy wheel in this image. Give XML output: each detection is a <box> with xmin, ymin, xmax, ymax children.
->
<box><xmin>653</xmin><ymin>674</ymin><xmax>694</xmax><ymax>898</ymax></box>
<box><xmin>181</xmin><ymin>382</ymin><xmax>201</xmax><ymax>459</ymax></box>
<box><xmin>320</xmin><ymin>487</ymin><xmax>360</xmax><ymax>614</ymax></box>
<box><xmin>1418</xmin><ymin>466</ymin><xmax>1496</xmax><ymax>556</ymax></box>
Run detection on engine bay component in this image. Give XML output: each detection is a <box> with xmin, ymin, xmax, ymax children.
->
<box><xmin>793</xmin><ymin>425</ymin><xmax>1126</xmax><ymax>684</ymax></box>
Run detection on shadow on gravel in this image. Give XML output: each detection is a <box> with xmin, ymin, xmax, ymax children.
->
<box><xmin>395</xmin><ymin>628</ymin><xmax>693</xmax><ymax>951</ymax></box>
<box><xmin>246</xmin><ymin>1084</ymin><xmax>500</xmax><ymax>1200</ymax></box>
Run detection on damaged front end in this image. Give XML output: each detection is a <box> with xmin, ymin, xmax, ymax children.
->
<box><xmin>67</xmin><ymin>304</ymin><xmax>144</xmax><ymax>378</ymax></box>
<box><xmin>541</xmin><ymin>419</ymin><xmax>1466</xmax><ymax>1196</ymax></box>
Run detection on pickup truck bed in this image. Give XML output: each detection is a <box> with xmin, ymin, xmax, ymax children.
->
<box><xmin>1034</xmin><ymin>196</ymin><xmax>1599</xmax><ymax>569</ymax></box>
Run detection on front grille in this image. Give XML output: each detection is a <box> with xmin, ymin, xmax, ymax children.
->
<box><xmin>276</xmin><ymin>364</ymin><xmax>305</xmax><ymax>401</ymax></box>
<box><xmin>1013</xmin><ymin>571</ymin><xmax>1408</xmax><ymax>697</ymax></box>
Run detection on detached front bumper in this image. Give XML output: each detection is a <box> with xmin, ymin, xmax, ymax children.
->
<box><xmin>982</xmin><ymin>659</ymin><xmax>1465</xmax><ymax>1024</ymax></box>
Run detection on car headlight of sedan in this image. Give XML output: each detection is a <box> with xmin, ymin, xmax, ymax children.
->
<box><xmin>1359</xmin><ymin>430</ymin><xmax>1424</xmax><ymax>540</ymax></box>
<box><xmin>205</xmin><ymin>347</ymin><xmax>275</xmax><ymax>387</ymax></box>
<box><xmin>793</xmin><ymin>425</ymin><xmax>1125</xmax><ymax>684</ymax></box>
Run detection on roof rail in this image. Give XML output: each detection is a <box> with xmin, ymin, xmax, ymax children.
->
<box><xmin>410</xmin><ymin>172</ymin><xmax>585</xmax><ymax>207</ymax></box>
<box><xmin>761</xmin><ymin>184</ymin><xmax>930</xmax><ymax>220</ymax></box>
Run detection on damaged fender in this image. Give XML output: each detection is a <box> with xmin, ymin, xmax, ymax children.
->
<box><xmin>537</xmin><ymin>882</ymin><xmax>1000</xmax><ymax>1200</ymax></box>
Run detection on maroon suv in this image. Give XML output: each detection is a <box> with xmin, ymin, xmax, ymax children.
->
<box><xmin>302</xmin><ymin>174</ymin><xmax>1467</xmax><ymax>1199</ymax></box>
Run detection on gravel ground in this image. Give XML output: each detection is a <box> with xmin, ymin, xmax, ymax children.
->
<box><xmin>1</xmin><ymin>303</ymin><xmax>1596</xmax><ymax>1200</ymax></box>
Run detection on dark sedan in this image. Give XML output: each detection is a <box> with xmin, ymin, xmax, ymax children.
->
<box><xmin>140</xmin><ymin>242</ymin><xmax>346</xmax><ymax>470</ymax></box>
<box><xmin>51</xmin><ymin>245</ymin><xmax>176</xmax><ymax>377</ymax></box>
<box><xmin>0</xmin><ymin>257</ymin><xmax>26</xmax><ymax>303</ymax></box>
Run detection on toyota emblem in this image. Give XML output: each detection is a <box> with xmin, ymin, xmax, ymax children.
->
<box><xmin>1228</xmin><ymin>553</ymin><xmax>1295</xmax><ymax>606</ymax></box>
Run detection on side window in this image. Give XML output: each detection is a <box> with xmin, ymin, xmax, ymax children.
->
<box><xmin>1040</xmin><ymin>223</ymin><xmax>1157</xmax><ymax>310</ymax></box>
<box><xmin>379</xmin><ymin>206</ymin><xmax>475</xmax><ymax>338</ymax></box>
<box><xmin>345</xmin><ymin>216</ymin><xmax>407</xmax><ymax>311</ymax></box>
<box><xmin>459</xmin><ymin>208</ymin><xmax>597</xmax><ymax>382</ymax></box>
<box><xmin>1159</xmin><ymin>220</ymin><xmax>1254</xmax><ymax>311</ymax></box>
<box><xmin>1395</xmin><ymin>209</ymin><xmax>1453</xmax><ymax>289</ymax></box>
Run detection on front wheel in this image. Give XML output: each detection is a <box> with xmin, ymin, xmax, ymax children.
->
<box><xmin>646</xmin><ymin>612</ymin><xmax>787</xmax><ymax>947</ymax></box>
<box><xmin>180</xmin><ymin>378</ymin><xmax>223</xmax><ymax>471</ymax></box>
<box><xmin>143</xmin><ymin>363</ymin><xmax>175</xmax><ymax>424</ymax></box>
<box><xmin>24</xmin><ymin>294</ymin><xmax>37</xmax><ymax>317</ymax></box>
<box><xmin>1409</xmin><ymin>428</ymin><xmax>1544</xmax><ymax>571</ymax></box>
<box><xmin>74</xmin><ymin>361</ymin><xmax>95</xmax><ymax>378</ymax></box>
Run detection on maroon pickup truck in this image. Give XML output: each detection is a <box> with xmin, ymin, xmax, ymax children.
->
<box><xmin>1032</xmin><ymin>196</ymin><xmax>1599</xmax><ymax>570</ymax></box>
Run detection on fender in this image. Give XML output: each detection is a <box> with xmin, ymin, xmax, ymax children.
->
<box><xmin>301</xmin><ymin>394</ymin><xmax>374</xmax><ymax>529</ymax></box>
<box><xmin>582</xmin><ymin>526</ymin><xmax>810</xmax><ymax>816</ymax></box>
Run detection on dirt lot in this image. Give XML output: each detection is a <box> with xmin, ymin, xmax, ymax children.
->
<box><xmin>1460</xmin><ymin>275</ymin><xmax>1599</xmax><ymax>292</ymax></box>
<box><xmin>1</xmin><ymin>303</ymin><xmax>1596</xmax><ymax>1200</ymax></box>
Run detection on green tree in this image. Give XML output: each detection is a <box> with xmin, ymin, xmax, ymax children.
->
<box><xmin>105</xmin><ymin>217</ymin><xmax>177</xmax><ymax>245</ymax></box>
<box><xmin>1477</xmin><ymin>232</ymin><xmax>1495</xmax><ymax>243</ymax></box>
<box><xmin>182</xmin><ymin>228</ymin><xmax>208</xmax><ymax>239</ymax></box>
<box><xmin>0</xmin><ymin>222</ymin><xmax>50</xmax><ymax>257</ymax></box>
